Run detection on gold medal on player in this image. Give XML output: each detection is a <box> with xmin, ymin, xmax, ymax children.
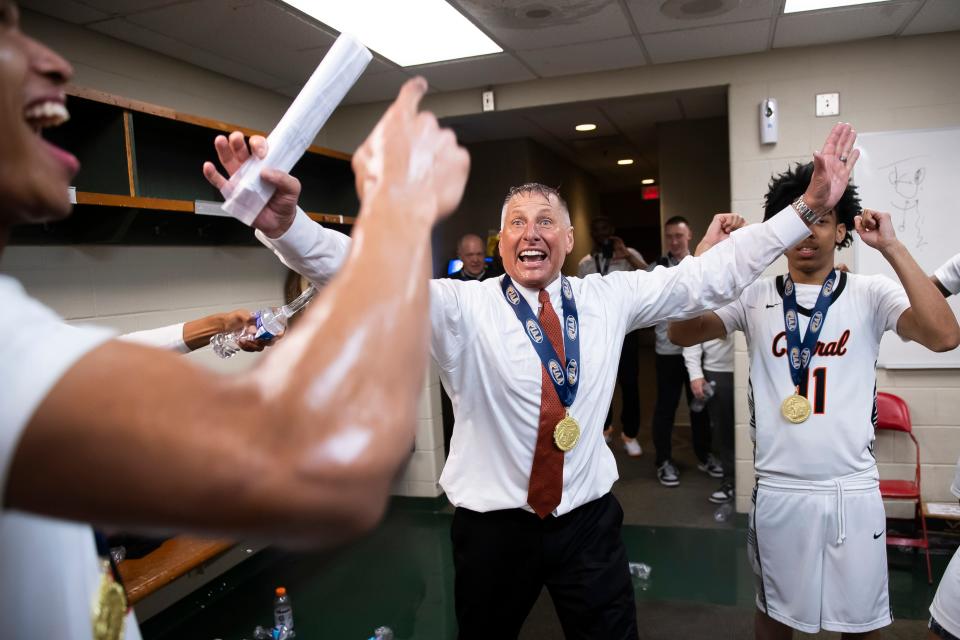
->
<box><xmin>92</xmin><ymin>559</ymin><xmax>126</xmax><ymax>640</ymax></box>
<box><xmin>781</xmin><ymin>392</ymin><xmax>812</xmax><ymax>424</ymax></box>
<box><xmin>553</xmin><ymin>413</ymin><xmax>581</xmax><ymax>452</ymax></box>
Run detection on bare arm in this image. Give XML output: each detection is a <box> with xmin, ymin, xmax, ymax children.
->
<box><xmin>668</xmin><ymin>312</ymin><xmax>727</xmax><ymax>348</ymax></box>
<box><xmin>121</xmin><ymin>310</ymin><xmax>265</xmax><ymax>353</ymax></box>
<box><xmin>856</xmin><ymin>209</ymin><xmax>960</xmax><ymax>352</ymax></box>
<box><xmin>6</xmin><ymin>78</ymin><xmax>470</xmax><ymax>546</ymax></box>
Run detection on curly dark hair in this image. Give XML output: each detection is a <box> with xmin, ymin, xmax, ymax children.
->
<box><xmin>762</xmin><ymin>162</ymin><xmax>861</xmax><ymax>248</ymax></box>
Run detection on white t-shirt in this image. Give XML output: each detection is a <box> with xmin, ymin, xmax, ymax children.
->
<box><xmin>0</xmin><ymin>275</ymin><xmax>142</xmax><ymax>640</ymax></box>
<box><xmin>934</xmin><ymin>253</ymin><xmax>960</xmax><ymax>296</ymax></box>
<box><xmin>715</xmin><ymin>271</ymin><xmax>910</xmax><ymax>480</ymax></box>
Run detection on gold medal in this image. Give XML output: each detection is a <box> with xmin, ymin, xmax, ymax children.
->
<box><xmin>553</xmin><ymin>414</ymin><xmax>581</xmax><ymax>452</ymax></box>
<box><xmin>781</xmin><ymin>393</ymin><xmax>812</xmax><ymax>424</ymax></box>
<box><xmin>92</xmin><ymin>560</ymin><xmax>127</xmax><ymax>640</ymax></box>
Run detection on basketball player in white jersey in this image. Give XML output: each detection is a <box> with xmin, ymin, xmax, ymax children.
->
<box><xmin>929</xmin><ymin>252</ymin><xmax>960</xmax><ymax>640</ymax></box>
<box><xmin>668</xmin><ymin>163</ymin><xmax>960</xmax><ymax>639</ymax></box>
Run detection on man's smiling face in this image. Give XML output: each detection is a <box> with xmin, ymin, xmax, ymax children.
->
<box><xmin>499</xmin><ymin>190</ymin><xmax>574</xmax><ymax>290</ymax></box>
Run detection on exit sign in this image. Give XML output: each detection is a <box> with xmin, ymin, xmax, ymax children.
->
<box><xmin>642</xmin><ymin>185</ymin><xmax>660</xmax><ymax>200</ymax></box>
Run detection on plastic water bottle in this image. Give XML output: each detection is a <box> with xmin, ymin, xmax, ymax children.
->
<box><xmin>210</xmin><ymin>285</ymin><xmax>317</xmax><ymax>358</ymax></box>
<box><xmin>627</xmin><ymin>561</ymin><xmax>652</xmax><ymax>591</ymax></box>
<box><xmin>273</xmin><ymin>587</ymin><xmax>294</xmax><ymax>635</ymax></box>
<box><xmin>688</xmin><ymin>379</ymin><xmax>716</xmax><ymax>413</ymax></box>
<box><xmin>713</xmin><ymin>503</ymin><xmax>734</xmax><ymax>523</ymax></box>
<box><xmin>369</xmin><ymin>627</ymin><xmax>394</xmax><ymax>640</ymax></box>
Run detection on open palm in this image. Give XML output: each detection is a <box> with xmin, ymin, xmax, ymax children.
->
<box><xmin>805</xmin><ymin>123</ymin><xmax>859</xmax><ymax>212</ymax></box>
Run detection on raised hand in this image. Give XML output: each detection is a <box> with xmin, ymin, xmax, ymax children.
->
<box><xmin>202</xmin><ymin>131</ymin><xmax>301</xmax><ymax>239</ymax></box>
<box><xmin>696</xmin><ymin>213</ymin><xmax>746</xmax><ymax>255</ymax></box>
<box><xmin>610</xmin><ymin>236</ymin><xmax>628</xmax><ymax>260</ymax></box>
<box><xmin>804</xmin><ymin>123</ymin><xmax>859</xmax><ymax>214</ymax></box>
<box><xmin>351</xmin><ymin>77</ymin><xmax>470</xmax><ymax>224</ymax></box>
<box><xmin>855</xmin><ymin>209</ymin><xmax>899</xmax><ymax>252</ymax></box>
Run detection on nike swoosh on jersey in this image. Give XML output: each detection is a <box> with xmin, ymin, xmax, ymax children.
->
<box><xmin>765</xmin><ymin>303</ymin><xmax>781</xmax><ymax>308</ymax></box>
<box><xmin>873</xmin><ymin>531</ymin><xmax>884</xmax><ymax>539</ymax></box>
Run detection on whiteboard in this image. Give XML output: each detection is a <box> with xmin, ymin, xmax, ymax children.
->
<box><xmin>853</xmin><ymin>126</ymin><xmax>960</xmax><ymax>369</ymax></box>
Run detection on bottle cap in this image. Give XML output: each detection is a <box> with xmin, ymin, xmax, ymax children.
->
<box><xmin>276</xmin><ymin>587</ymin><xmax>286</xmax><ymax>597</ymax></box>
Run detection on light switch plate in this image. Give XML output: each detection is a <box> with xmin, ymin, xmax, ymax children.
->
<box><xmin>482</xmin><ymin>90</ymin><xmax>495</xmax><ymax>112</ymax></box>
<box><xmin>816</xmin><ymin>92</ymin><xmax>839</xmax><ymax>117</ymax></box>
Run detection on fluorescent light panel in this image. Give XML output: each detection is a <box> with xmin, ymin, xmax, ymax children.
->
<box><xmin>283</xmin><ymin>0</ymin><xmax>502</xmax><ymax>67</ymax></box>
<box><xmin>783</xmin><ymin>0</ymin><xmax>891</xmax><ymax>13</ymax></box>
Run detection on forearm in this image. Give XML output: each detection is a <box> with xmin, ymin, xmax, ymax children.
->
<box><xmin>885</xmin><ymin>242</ymin><xmax>960</xmax><ymax>349</ymax></box>
<box><xmin>257</xmin><ymin>207</ymin><xmax>352</xmax><ymax>287</ymax></box>
<box><xmin>669</xmin><ymin>315</ymin><xmax>724</xmax><ymax>348</ymax></box>
<box><xmin>182</xmin><ymin>314</ymin><xmax>232</xmax><ymax>351</ymax></box>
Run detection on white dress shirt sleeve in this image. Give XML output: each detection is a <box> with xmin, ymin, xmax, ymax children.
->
<box><xmin>619</xmin><ymin>205</ymin><xmax>810</xmax><ymax>330</ymax></box>
<box><xmin>118</xmin><ymin>323</ymin><xmax>189</xmax><ymax>353</ymax></box>
<box><xmin>682</xmin><ymin>343</ymin><xmax>705</xmax><ymax>381</ymax></box>
<box><xmin>934</xmin><ymin>253</ymin><xmax>960</xmax><ymax>296</ymax></box>
<box><xmin>429</xmin><ymin>279</ymin><xmax>469</xmax><ymax>369</ymax></box>
<box><xmin>254</xmin><ymin>207</ymin><xmax>351</xmax><ymax>287</ymax></box>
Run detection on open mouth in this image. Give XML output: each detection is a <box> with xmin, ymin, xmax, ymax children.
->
<box><xmin>518</xmin><ymin>249</ymin><xmax>547</xmax><ymax>265</ymax></box>
<box><xmin>796</xmin><ymin>246</ymin><xmax>818</xmax><ymax>258</ymax></box>
<box><xmin>24</xmin><ymin>99</ymin><xmax>79</xmax><ymax>176</ymax></box>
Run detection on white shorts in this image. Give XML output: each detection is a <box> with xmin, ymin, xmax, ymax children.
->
<box><xmin>748</xmin><ymin>468</ymin><xmax>892</xmax><ymax>634</ymax></box>
<box><xmin>931</xmin><ymin>546</ymin><xmax>960</xmax><ymax>639</ymax></box>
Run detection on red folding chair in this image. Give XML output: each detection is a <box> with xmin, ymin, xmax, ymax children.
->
<box><xmin>876</xmin><ymin>391</ymin><xmax>932</xmax><ymax>584</ymax></box>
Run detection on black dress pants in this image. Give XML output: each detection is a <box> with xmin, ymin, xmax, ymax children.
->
<box><xmin>604</xmin><ymin>330</ymin><xmax>641</xmax><ymax>438</ymax></box>
<box><xmin>451</xmin><ymin>493</ymin><xmax>638</xmax><ymax>640</ymax></box>
<box><xmin>652</xmin><ymin>353</ymin><xmax>711</xmax><ymax>466</ymax></box>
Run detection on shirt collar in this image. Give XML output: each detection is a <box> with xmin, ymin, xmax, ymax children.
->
<box><xmin>510</xmin><ymin>273</ymin><xmax>563</xmax><ymax>312</ymax></box>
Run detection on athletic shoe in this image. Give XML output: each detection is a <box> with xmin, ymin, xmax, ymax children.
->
<box><xmin>709</xmin><ymin>483</ymin><xmax>734</xmax><ymax>504</ymax></box>
<box><xmin>603</xmin><ymin>427</ymin><xmax>613</xmax><ymax>444</ymax></box>
<box><xmin>657</xmin><ymin>460</ymin><xmax>680</xmax><ymax>487</ymax></box>
<box><xmin>622</xmin><ymin>436</ymin><xmax>643</xmax><ymax>457</ymax></box>
<box><xmin>697</xmin><ymin>454</ymin><xmax>724</xmax><ymax>479</ymax></box>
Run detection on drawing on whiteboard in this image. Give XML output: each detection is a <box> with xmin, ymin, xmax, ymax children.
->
<box><xmin>882</xmin><ymin>156</ymin><xmax>927</xmax><ymax>249</ymax></box>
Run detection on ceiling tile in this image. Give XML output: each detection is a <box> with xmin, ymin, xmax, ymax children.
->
<box><xmin>441</xmin><ymin>111</ymin><xmax>538</xmax><ymax>144</ymax></box>
<box><xmin>677</xmin><ymin>87</ymin><xmax>728</xmax><ymax>119</ymax></box>
<box><xmin>643</xmin><ymin>18</ymin><xmax>771</xmax><ymax>64</ymax></box>
<box><xmin>625</xmin><ymin>0</ymin><xmax>777</xmax><ymax>33</ymax></box>
<box><xmin>89</xmin><ymin>18</ymin><xmax>287</xmax><ymax>89</ymax></box>
<box><xmin>74</xmin><ymin>0</ymin><xmax>186</xmax><ymax>13</ymax></box>
<box><xmin>519</xmin><ymin>104</ymin><xmax>615</xmax><ymax>140</ymax></box>
<box><xmin>516</xmin><ymin>36</ymin><xmax>647</xmax><ymax>77</ymax></box>
<box><xmin>456</xmin><ymin>0</ymin><xmax>632</xmax><ymax>51</ymax></box>
<box><xmin>601</xmin><ymin>93</ymin><xmax>685</xmax><ymax>130</ymax></box>
<box><xmin>901</xmin><ymin>0</ymin><xmax>960</xmax><ymax>36</ymax></box>
<box><xmin>120</xmin><ymin>0</ymin><xmax>336</xmax><ymax>82</ymax></box>
<box><xmin>774</xmin><ymin>1</ymin><xmax>920</xmax><ymax>48</ymax></box>
<box><xmin>410</xmin><ymin>54</ymin><xmax>535</xmax><ymax>92</ymax></box>
<box><xmin>19</xmin><ymin>0</ymin><xmax>109</xmax><ymax>24</ymax></box>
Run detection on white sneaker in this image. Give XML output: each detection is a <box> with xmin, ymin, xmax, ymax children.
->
<box><xmin>697</xmin><ymin>454</ymin><xmax>724</xmax><ymax>479</ymax></box>
<box><xmin>657</xmin><ymin>460</ymin><xmax>680</xmax><ymax>487</ymax></box>
<box><xmin>622</xmin><ymin>436</ymin><xmax>643</xmax><ymax>457</ymax></box>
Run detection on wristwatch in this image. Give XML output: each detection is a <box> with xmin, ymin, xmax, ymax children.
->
<box><xmin>791</xmin><ymin>196</ymin><xmax>823</xmax><ymax>225</ymax></box>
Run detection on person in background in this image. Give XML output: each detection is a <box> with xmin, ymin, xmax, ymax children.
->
<box><xmin>577</xmin><ymin>215</ymin><xmax>647</xmax><ymax>455</ymax></box>
<box><xmin>0</xmin><ymin>7</ymin><xmax>469</xmax><ymax>634</ymax></box>
<box><xmin>448</xmin><ymin>233</ymin><xmax>494</xmax><ymax>281</ymax></box>
<box><xmin>649</xmin><ymin>216</ymin><xmax>717</xmax><ymax>487</ymax></box>
<box><xmin>682</xmin><ymin>333</ymin><xmax>735</xmax><ymax>503</ymax></box>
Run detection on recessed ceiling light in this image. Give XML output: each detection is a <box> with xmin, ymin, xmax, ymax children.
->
<box><xmin>575</xmin><ymin>123</ymin><xmax>597</xmax><ymax>132</ymax></box>
<box><xmin>783</xmin><ymin>0</ymin><xmax>891</xmax><ymax>14</ymax></box>
<box><xmin>282</xmin><ymin>0</ymin><xmax>502</xmax><ymax>67</ymax></box>
<box><xmin>641</xmin><ymin>178</ymin><xmax>655</xmax><ymax>185</ymax></box>
<box><xmin>617</xmin><ymin>159</ymin><xmax>634</xmax><ymax>166</ymax></box>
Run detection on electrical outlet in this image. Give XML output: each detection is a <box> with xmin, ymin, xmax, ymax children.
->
<box><xmin>482</xmin><ymin>90</ymin><xmax>495</xmax><ymax>112</ymax></box>
<box><xmin>816</xmin><ymin>93</ymin><xmax>839</xmax><ymax>117</ymax></box>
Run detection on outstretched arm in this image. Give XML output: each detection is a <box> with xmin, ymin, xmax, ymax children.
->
<box><xmin>856</xmin><ymin>209</ymin><xmax>959</xmax><ymax>352</ymax></box>
<box><xmin>6</xmin><ymin>78</ymin><xmax>470</xmax><ymax>546</ymax></box>
<box><xmin>669</xmin><ymin>312</ymin><xmax>728</xmax><ymax>348</ymax></box>
<box><xmin>119</xmin><ymin>309</ymin><xmax>269</xmax><ymax>353</ymax></box>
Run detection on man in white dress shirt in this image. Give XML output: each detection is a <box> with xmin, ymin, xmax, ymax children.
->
<box><xmin>235</xmin><ymin>120</ymin><xmax>863</xmax><ymax>637</ymax></box>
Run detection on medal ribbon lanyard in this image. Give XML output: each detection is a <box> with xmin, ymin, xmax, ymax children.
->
<box><xmin>782</xmin><ymin>270</ymin><xmax>837</xmax><ymax>395</ymax></box>
<box><xmin>501</xmin><ymin>275</ymin><xmax>581</xmax><ymax>407</ymax></box>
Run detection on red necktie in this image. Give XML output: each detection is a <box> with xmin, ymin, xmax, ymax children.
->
<box><xmin>527</xmin><ymin>289</ymin><xmax>566</xmax><ymax>518</ymax></box>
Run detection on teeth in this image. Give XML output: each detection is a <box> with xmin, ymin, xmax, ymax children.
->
<box><xmin>24</xmin><ymin>101</ymin><xmax>70</xmax><ymax>129</ymax></box>
<box><xmin>520</xmin><ymin>250</ymin><xmax>545</xmax><ymax>258</ymax></box>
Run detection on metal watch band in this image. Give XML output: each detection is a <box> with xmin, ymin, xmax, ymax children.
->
<box><xmin>791</xmin><ymin>196</ymin><xmax>821</xmax><ymax>224</ymax></box>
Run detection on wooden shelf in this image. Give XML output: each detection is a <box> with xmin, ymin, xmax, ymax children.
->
<box><xmin>12</xmin><ymin>86</ymin><xmax>357</xmax><ymax>246</ymax></box>
<box><xmin>118</xmin><ymin>536</ymin><xmax>234</xmax><ymax>605</ymax></box>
